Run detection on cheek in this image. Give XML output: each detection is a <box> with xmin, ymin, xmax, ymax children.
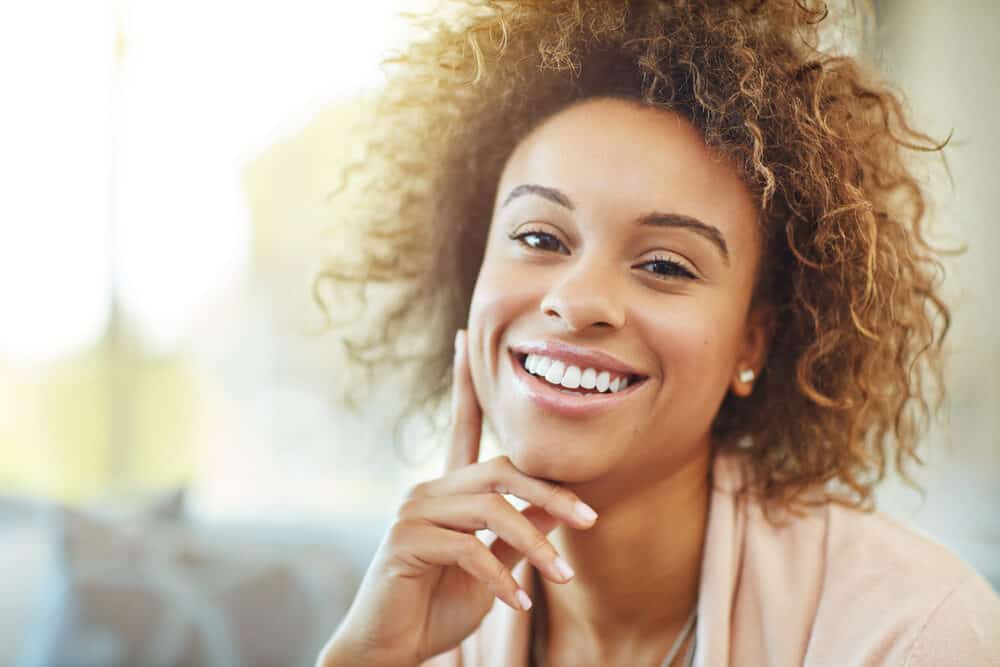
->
<box><xmin>466</xmin><ymin>261</ymin><xmax>537</xmax><ymax>415</ymax></box>
<box><xmin>639</xmin><ymin>297</ymin><xmax>741</xmax><ymax>387</ymax></box>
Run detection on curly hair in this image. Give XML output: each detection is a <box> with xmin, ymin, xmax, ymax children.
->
<box><xmin>312</xmin><ymin>0</ymin><xmax>952</xmax><ymax>512</ymax></box>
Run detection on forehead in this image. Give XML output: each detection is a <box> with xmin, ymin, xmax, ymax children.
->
<box><xmin>495</xmin><ymin>97</ymin><xmax>760</xmax><ymax>252</ymax></box>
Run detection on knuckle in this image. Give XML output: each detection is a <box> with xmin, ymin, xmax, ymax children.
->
<box><xmin>404</xmin><ymin>481</ymin><xmax>429</xmax><ymax>500</ymax></box>
<box><xmin>491</xmin><ymin>557</ymin><xmax>508</xmax><ymax>589</ymax></box>
<box><xmin>490</xmin><ymin>454</ymin><xmax>513</xmax><ymax>472</ymax></box>
<box><xmin>488</xmin><ymin>456</ymin><xmax>516</xmax><ymax>492</ymax></box>
<box><xmin>385</xmin><ymin>519</ymin><xmax>415</xmax><ymax>548</ymax></box>
<box><xmin>487</xmin><ymin>493</ymin><xmax>511</xmax><ymax>514</ymax></box>
<box><xmin>539</xmin><ymin>483</ymin><xmax>565</xmax><ymax>512</ymax></box>
<box><xmin>459</xmin><ymin>533</ymin><xmax>483</xmax><ymax>559</ymax></box>
<box><xmin>396</xmin><ymin>497</ymin><xmax>420</xmax><ymax>521</ymax></box>
<box><xmin>526</xmin><ymin>532</ymin><xmax>551</xmax><ymax>557</ymax></box>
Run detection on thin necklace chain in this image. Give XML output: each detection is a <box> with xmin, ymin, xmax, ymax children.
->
<box><xmin>528</xmin><ymin>568</ymin><xmax>698</xmax><ymax>667</ymax></box>
<box><xmin>660</xmin><ymin>609</ymin><xmax>697</xmax><ymax>667</ymax></box>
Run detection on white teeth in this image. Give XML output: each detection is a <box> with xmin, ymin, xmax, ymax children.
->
<box><xmin>560</xmin><ymin>365</ymin><xmax>582</xmax><ymax>389</ymax></box>
<box><xmin>535</xmin><ymin>356</ymin><xmax>552</xmax><ymax>375</ymax></box>
<box><xmin>525</xmin><ymin>354</ymin><xmax>539</xmax><ymax>373</ymax></box>
<box><xmin>544</xmin><ymin>360</ymin><xmax>565</xmax><ymax>384</ymax></box>
<box><xmin>521</xmin><ymin>353</ymin><xmax>636</xmax><ymax>394</ymax></box>
<box><xmin>595</xmin><ymin>371</ymin><xmax>611</xmax><ymax>392</ymax></box>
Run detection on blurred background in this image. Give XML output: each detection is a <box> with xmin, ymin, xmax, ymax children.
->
<box><xmin>0</xmin><ymin>1</ymin><xmax>996</xmax><ymax>665</ymax></box>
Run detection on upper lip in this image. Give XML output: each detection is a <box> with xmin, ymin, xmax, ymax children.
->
<box><xmin>510</xmin><ymin>340</ymin><xmax>648</xmax><ymax>378</ymax></box>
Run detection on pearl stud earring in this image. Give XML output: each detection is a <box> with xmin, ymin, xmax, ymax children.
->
<box><xmin>738</xmin><ymin>368</ymin><xmax>755</xmax><ymax>383</ymax></box>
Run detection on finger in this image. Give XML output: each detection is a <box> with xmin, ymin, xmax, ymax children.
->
<box><xmin>417</xmin><ymin>454</ymin><xmax>599</xmax><ymax>531</ymax></box>
<box><xmin>398</xmin><ymin>493</ymin><xmax>574</xmax><ymax>584</ymax></box>
<box><xmin>491</xmin><ymin>505</ymin><xmax>563</xmax><ymax>573</ymax></box>
<box><xmin>444</xmin><ymin>329</ymin><xmax>483</xmax><ymax>474</ymax></box>
<box><xmin>388</xmin><ymin>519</ymin><xmax>530</xmax><ymax>612</ymax></box>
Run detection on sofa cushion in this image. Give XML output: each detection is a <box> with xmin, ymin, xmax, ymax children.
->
<box><xmin>16</xmin><ymin>489</ymin><xmax>360</xmax><ymax>667</ymax></box>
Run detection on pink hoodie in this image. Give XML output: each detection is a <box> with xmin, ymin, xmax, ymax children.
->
<box><xmin>422</xmin><ymin>451</ymin><xmax>1000</xmax><ymax>666</ymax></box>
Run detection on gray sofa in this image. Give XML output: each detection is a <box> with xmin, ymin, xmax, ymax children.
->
<box><xmin>0</xmin><ymin>491</ymin><xmax>384</xmax><ymax>667</ymax></box>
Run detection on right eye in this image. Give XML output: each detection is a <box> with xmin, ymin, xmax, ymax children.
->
<box><xmin>510</xmin><ymin>230</ymin><xmax>569</xmax><ymax>254</ymax></box>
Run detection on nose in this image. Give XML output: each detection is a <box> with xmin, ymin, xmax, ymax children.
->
<box><xmin>539</xmin><ymin>254</ymin><xmax>627</xmax><ymax>332</ymax></box>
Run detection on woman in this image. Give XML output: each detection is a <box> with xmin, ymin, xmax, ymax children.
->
<box><xmin>315</xmin><ymin>1</ymin><xmax>1000</xmax><ymax>665</ymax></box>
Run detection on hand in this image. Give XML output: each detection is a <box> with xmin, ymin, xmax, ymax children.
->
<box><xmin>317</xmin><ymin>329</ymin><xmax>599</xmax><ymax>667</ymax></box>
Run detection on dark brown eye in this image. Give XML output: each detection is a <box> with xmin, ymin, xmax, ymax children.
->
<box><xmin>511</xmin><ymin>231</ymin><xmax>569</xmax><ymax>254</ymax></box>
<box><xmin>638</xmin><ymin>257</ymin><xmax>697</xmax><ymax>281</ymax></box>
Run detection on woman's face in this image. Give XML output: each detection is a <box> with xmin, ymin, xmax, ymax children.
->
<box><xmin>467</xmin><ymin>97</ymin><xmax>769</xmax><ymax>486</ymax></box>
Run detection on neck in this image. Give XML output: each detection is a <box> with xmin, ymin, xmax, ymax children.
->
<box><xmin>538</xmin><ymin>445</ymin><xmax>711</xmax><ymax>655</ymax></box>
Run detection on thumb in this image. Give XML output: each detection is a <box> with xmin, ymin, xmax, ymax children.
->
<box><xmin>444</xmin><ymin>329</ymin><xmax>483</xmax><ymax>473</ymax></box>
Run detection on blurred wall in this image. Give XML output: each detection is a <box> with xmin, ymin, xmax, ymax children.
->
<box><xmin>872</xmin><ymin>0</ymin><xmax>1000</xmax><ymax>587</ymax></box>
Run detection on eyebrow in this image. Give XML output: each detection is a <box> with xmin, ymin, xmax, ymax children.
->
<box><xmin>502</xmin><ymin>183</ymin><xmax>575</xmax><ymax>210</ymax></box>
<box><xmin>501</xmin><ymin>183</ymin><xmax>730</xmax><ymax>265</ymax></box>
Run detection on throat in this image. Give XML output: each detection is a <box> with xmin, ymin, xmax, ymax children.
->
<box><xmin>534</xmin><ymin>456</ymin><xmax>711</xmax><ymax>654</ymax></box>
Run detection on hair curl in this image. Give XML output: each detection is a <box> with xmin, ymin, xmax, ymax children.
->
<box><xmin>313</xmin><ymin>0</ymin><xmax>953</xmax><ymax>512</ymax></box>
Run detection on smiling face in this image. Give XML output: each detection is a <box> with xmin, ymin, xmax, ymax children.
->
<box><xmin>467</xmin><ymin>97</ymin><xmax>770</xmax><ymax>488</ymax></box>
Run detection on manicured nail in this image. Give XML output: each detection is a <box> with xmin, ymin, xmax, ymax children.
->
<box><xmin>516</xmin><ymin>589</ymin><xmax>532</xmax><ymax>611</ymax></box>
<box><xmin>574</xmin><ymin>501</ymin><xmax>598</xmax><ymax>523</ymax></box>
<box><xmin>553</xmin><ymin>556</ymin><xmax>575</xmax><ymax>581</ymax></box>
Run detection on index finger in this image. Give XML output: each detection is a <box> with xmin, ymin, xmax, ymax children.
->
<box><xmin>444</xmin><ymin>329</ymin><xmax>483</xmax><ymax>473</ymax></box>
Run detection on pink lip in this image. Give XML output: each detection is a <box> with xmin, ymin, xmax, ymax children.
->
<box><xmin>508</xmin><ymin>349</ymin><xmax>647</xmax><ymax>418</ymax></box>
<box><xmin>509</xmin><ymin>340</ymin><xmax>647</xmax><ymax>378</ymax></box>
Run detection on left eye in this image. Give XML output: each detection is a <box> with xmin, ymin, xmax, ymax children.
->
<box><xmin>637</xmin><ymin>257</ymin><xmax>697</xmax><ymax>281</ymax></box>
<box><xmin>512</xmin><ymin>231</ymin><xmax>568</xmax><ymax>254</ymax></box>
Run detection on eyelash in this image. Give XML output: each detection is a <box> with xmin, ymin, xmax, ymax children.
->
<box><xmin>641</xmin><ymin>255</ymin><xmax>698</xmax><ymax>281</ymax></box>
<box><xmin>508</xmin><ymin>230</ymin><xmax>698</xmax><ymax>282</ymax></box>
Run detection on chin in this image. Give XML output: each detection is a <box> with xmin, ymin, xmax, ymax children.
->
<box><xmin>501</xmin><ymin>434</ymin><xmax>611</xmax><ymax>484</ymax></box>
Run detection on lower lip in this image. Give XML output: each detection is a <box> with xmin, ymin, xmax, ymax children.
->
<box><xmin>508</xmin><ymin>350</ymin><xmax>647</xmax><ymax>418</ymax></box>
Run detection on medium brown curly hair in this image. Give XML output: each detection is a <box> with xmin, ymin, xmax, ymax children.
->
<box><xmin>313</xmin><ymin>0</ymin><xmax>953</xmax><ymax>511</ymax></box>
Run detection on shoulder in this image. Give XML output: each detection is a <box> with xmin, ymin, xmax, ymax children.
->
<box><xmin>739</xmin><ymin>490</ymin><xmax>1000</xmax><ymax>664</ymax></box>
<box><xmin>901</xmin><ymin>570</ymin><xmax>1000</xmax><ymax>666</ymax></box>
<box><xmin>820</xmin><ymin>504</ymin><xmax>1000</xmax><ymax>664</ymax></box>
<box><xmin>710</xmin><ymin>453</ymin><xmax>1000</xmax><ymax>664</ymax></box>
<box><xmin>818</xmin><ymin>503</ymin><xmax>993</xmax><ymax>605</ymax></box>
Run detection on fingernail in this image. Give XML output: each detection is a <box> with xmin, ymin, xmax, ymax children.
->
<box><xmin>553</xmin><ymin>556</ymin><xmax>575</xmax><ymax>581</ymax></box>
<box><xmin>454</xmin><ymin>330</ymin><xmax>464</xmax><ymax>356</ymax></box>
<box><xmin>574</xmin><ymin>501</ymin><xmax>598</xmax><ymax>523</ymax></box>
<box><xmin>515</xmin><ymin>589</ymin><xmax>532</xmax><ymax>611</ymax></box>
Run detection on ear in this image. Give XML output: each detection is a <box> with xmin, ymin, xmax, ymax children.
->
<box><xmin>730</xmin><ymin>303</ymin><xmax>774</xmax><ymax>398</ymax></box>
